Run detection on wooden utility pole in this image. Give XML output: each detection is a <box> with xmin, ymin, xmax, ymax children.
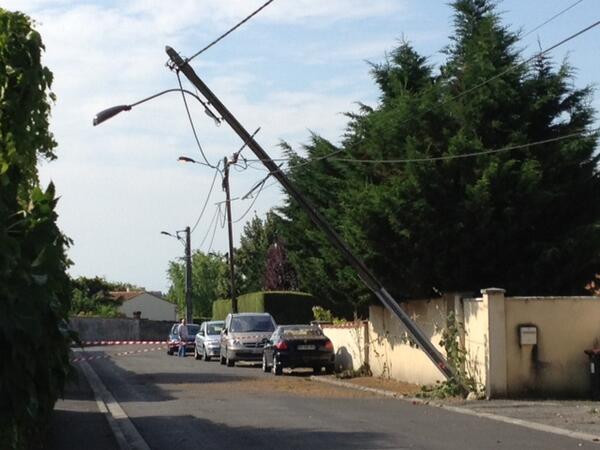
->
<box><xmin>222</xmin><ymin>157</ymin><xmax>237</xmax><ymax>313</ymax></box>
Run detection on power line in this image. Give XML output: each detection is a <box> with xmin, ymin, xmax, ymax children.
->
<box><xmin>206</xmin><ymin>207</ymin><xmax>222</xmax><ymax>253</ymax></box>
<box><xmin>328</xmin><ymin>128</ymin><xmax>599</xmax><ymax>164</ymax></box>
<box><xmin>190</xmin><ymin>164</ymin><xmax>222</xmax><ymax>234</ymax></box>
<box><xmin>234</xmin><ymin>179</ymin><xmax>267</xmax><ymax>223</ymax></box>
<box><xmin>245</xmin><ymin>127</ymin><xmax>599</xmax><ymax>199</ymax></box>
<box><xmin>451</xmin><ymin>19</ymin><xmax>600</xmax><ymax>107</ymax></box>
<box><xmin>521</xmin><ymin>0</ymin><xmax>585</xmax><ymax>39</ymax></box>
<box><xmin>198</xmin><ymin>206</ymin><xmax>220</xmax><ymax>249</ymax></box>
<box><xmin>186</xmin><ymin>0</ymin><xmax>275</xmax><ymax>63</ymax></box>
<box><xmin>176</xmin><ymin>71</ymin><xmax>221</xmax><ymax>170</ymax></box>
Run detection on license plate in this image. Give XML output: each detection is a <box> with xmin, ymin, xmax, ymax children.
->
<box><xmin>297</xmin><ymin>344</ymin><xmax>315</xmax><ymax>350</ymax></box>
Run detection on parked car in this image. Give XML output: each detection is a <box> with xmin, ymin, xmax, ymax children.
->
<box><xmin>220</xmin><ymin>312</ymin><xmax>276</xmax><ymax>367</ymax></box>
<box><xmin>194</xmin><ymin>320</ymin><xmax>224</xmax><ymax>361</ymax></box>
<box><xmin>262</xmin><ymin>325</ymin><xmax>334</xmax><ymax>375</ymax></box>
<box><xmin>167</xmin><ymin>323</ymin><xmax>200</xmax><ymax>355</ymax></box>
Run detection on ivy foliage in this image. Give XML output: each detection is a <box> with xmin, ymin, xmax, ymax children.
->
<box><xmin>0</xmin><ymin>9</ymin><xmax>73</xmax><ymax>449</ymax></box>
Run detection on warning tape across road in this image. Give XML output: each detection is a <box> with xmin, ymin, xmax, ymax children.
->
<box><xmin>70</xmin><ymin>346</ymin><xmax>167</xmax><ymax>363</ymax></box>
<box><xmin>77</xmin><ymin>340</ymin><xmax>167</xmax><ymax>347</ymax></box>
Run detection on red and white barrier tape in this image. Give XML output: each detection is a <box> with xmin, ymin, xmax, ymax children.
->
<box><xmin>77</xmin><ymin>340</ymin><xmax>167</xmax><ymax>347</ymax></box>
<box><xmin>70</xmin><ymin>346</ymin><xmax>167</xmax><ymax>363</ymax></box>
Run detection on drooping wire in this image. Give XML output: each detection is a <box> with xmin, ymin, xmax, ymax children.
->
<box><xmin>206</xmin><ymin>207</ymin><xmax>222</xmax><ymax>253</ymax></box>
<box><xmin>240</xmin><ymin>127</ymin><xmax>600</xmax><ymax>199</ymax></box>
<box><xmin>198</xmin><ymin>206</ymin><xmax>220</xmax><ymax>249</ymax></box>
<box><xmin>327</xmin><ymin>128</ymin><xmax>600</xmax><ymax>164</ymax></box>
<box><xmin>176</xmin><ymin>71</ymin><xmax>221</xmax><ymax>171</ymax></box>
<box><xmin>186</xmin><ymin>0</ymin><xmax>276</xmax><ymax>63</ymax></box>
<box><xmin>190</xmin><ymin>163</ymin><xmax>222</xmax><ymax>234</ymax></box>
<box><xmin>521</xmin><ymin>0</ymin><xmax>585</xmax><ymax>39</ymax></box>
<box><xmin>234</xmin><ymin>178</ymin><xmax>268</xmax><ymax>223</ymax></box>
<box><xmin>451</xmin><ymin>19</ymin><xmax>600</xmax><ymax>105</ymax></box>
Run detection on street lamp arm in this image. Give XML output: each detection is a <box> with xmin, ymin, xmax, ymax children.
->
<box><xmin>93</xmin><ymin>88</ymin><xmax>211</xmax><ymax>126</ymax></box>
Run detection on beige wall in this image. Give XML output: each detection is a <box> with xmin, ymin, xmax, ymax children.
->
<box><xmin>321</xmin><ymin>322</ymin><xmax>368</xmax><ymax>371</ymax></box>
<box><xmin>462</xmin><ymin>297</ymin><xmax>488</xmax><ymax>391</ymax></box>
<box><xmin>504</xmin><ymin>296</ymin><xmax>600</xmax><ymax>397</ymax></box>
<box><xmin>119</xmin><ymin>293</ymin><xmax>177</xmax><ymax>321</ymax></box>
<box><xmin>369</xmin><ymin>300</ymin><xmax>449</xmax><ymax>385</ymax></box>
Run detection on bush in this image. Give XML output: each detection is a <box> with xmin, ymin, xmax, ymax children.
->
<box><xmin>212</xmin><ymin>291</ymin><xmax>317</xmax><ymax>324</ymax></box>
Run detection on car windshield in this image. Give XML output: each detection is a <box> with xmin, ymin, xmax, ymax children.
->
<box><xmin>187</xmin><ymin>324</ymin><xmax>199</xmax><ymax>335</ymax></box>
<box><xmin>281</xmin><ymin>326</ymin><xmax>323</xmax><ymax>337</ymax></box>
<box><xmin>231</xmin><ymin>316</ymin><xmax>275</xmax><ymax>333</ymax></box>
<box><xmin>206</xmin><ymin>322</ymin><xmax>223</xmax><ymax>335</ymax></box>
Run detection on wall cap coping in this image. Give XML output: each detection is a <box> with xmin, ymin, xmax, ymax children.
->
<box><xmin>506</xmin><ymin>296</ymin><xmax>598</xmax><ymax>301</ymax></box>
<box><xmin>480</xmin><ymin>287</ymin><xmax>506</xmax><ymax>295</ymax></box>
<box><xmin>321</xmin><ymin>321</ymin><xmax>367</xmax><ymax>329</ymax></box>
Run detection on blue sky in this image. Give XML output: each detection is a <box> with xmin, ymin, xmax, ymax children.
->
<box><xmin>4</xmin><ymin>0</ymin><xmax>599</xmax><ymax>293</ymax></box>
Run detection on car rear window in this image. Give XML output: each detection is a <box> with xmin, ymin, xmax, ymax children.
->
<box><xmin>231</xmin><ymin>316</ymin><xmax>275</xmax><ymax>333</ymax></box>
<box><xmin>281</xmin><ymin>327</ymin><xmax>323</xmax><ymax>337</ymax></box>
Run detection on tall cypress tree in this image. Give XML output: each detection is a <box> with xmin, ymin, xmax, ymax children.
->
<box><xmin>276</xmin><ymin>0</ymin><xmax>599</xmax><ymax>311</ymax></box>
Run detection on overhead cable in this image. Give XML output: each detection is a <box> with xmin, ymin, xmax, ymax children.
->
<box><xmin>186</xmin><ymin>0</ymin><xmax>275</xmax><ymax>63</ymax></box>
<box><xmin>198</xmin><ymin>206</ymin><xmax>220</xmax><ymax>249</ymax></box>
<box><xmin>191</xmin><ymin>164</ymin><xmax>222</xmax><ymax>234</ymax></box>
<box><xmin>521</xmin><ymin>0</ymin><xmax>585</xmax><ymax>39</ymax></box>
<box><xmin>327</xmin><ymin>128</ymin><xmax>599</xmax><ymax>164</ymax></box>
<box><xmin>176</xmin><ymin>71</ymin><xmax>221</xmax><ymax>170</ymax></box>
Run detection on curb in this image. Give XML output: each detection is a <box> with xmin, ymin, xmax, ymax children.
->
<box><xmin>79</xmin><ymin>359</ymin><xmax>151</xmax><ymax>450</ymax></box>
<box><xmin>309</xmin><ymin>376</ymin><xmax>600</xmax><ymax>445</ymax></box>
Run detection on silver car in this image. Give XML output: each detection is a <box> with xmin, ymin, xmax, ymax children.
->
<box><xmin>219</xmin><ymin>313</ymin><xmax>276</xmax><ymax>367</ymax></box>
<box><xmin>194</xmin><ymin>320</ymin><xmax>224</xmax><ymax>361</ymax></box>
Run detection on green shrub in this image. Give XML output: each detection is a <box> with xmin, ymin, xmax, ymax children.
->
<box><xmin>212</xmin><ymin>291</ymin><xmax>317</xmax><ymax>324</ymax></box>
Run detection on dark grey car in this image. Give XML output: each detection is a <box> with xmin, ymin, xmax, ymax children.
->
<box><xmin>194</xmin><ymin>320</ymin><xmax>224</xmax><ymax>361</ymax></box>
<box><xmin>219</xmin><ymin>313</ymin><xmax>276</xmax><ymax>367</ymax></box>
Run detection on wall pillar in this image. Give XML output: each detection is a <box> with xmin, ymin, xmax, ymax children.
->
<box><xmin>482</xmin><ymin>288</ymin><xmax>507</xmax><ymax>398</ymax></box>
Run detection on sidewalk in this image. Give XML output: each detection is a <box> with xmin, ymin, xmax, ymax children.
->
<box><xmin>48</xmin><ymin>364</ymin><xmax>119</xmax><ymax>450</ymax></box>
<box><xmin>311</xmin><ymin>375</ymin><xmax>600</xmax><ymax>444</ymax></box>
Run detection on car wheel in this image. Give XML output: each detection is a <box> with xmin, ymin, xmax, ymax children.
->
<box><xmin>262</xmin><ymin>353</ymin><xmax>270</xmax><ymax>373</ymax></box>
<box><xmin>325</xmin><ymin>364</ymin><xmax>334</xmax><ymax>375</ymax></box>
<box><xmin>204</xmin><ymin>348</ymin><xmax>211</xmax><ymax>362</ymax></box>
<box><xmin>272</xmin><ymin>355</ymin><xmax>282</xmax><ymax>376</ymax></box>
<box><xmin>220</xmin><ymin>350</ymin><xmax>226</xmax><ymax>365</ymax></box>
<box><xmin>313</xmin><ymin>365</ymin><xmax>321</xmax><ymax>375</ymax></box>
<box><xmin>194</xmin><ymin>346</ymin><xmax>202</xmax><ymax>360</ymax></box>
<box><xmin>167</xmin><ymin>348</ymin><xmax>174</xmax><ymax>355</ymax></box>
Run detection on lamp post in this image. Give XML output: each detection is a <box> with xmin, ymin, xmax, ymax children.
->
<box><xmin>93</xmin><ymin>88</ymin><xmax>220</xmax><ymax>126</ymax></box>
<box><xmin>179</xmin><ymin>155</ymin><xmax>237</xmax><ymax>313</ymax></box>
<box><xmin>161</xmin><ymin>228</ymin><xmax>193</xmax><ymax>323</ymax></box>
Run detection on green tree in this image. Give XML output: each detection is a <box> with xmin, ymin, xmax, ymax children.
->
<box><xmin>236</xmin><ymin>212</ymin><xmax>278</xmax><ymax>293</ymax></box>
<box><xmin>277</xmin><ymin>0</ymin><xmax>600</xmax><ymax>312</ymax></box>
<box><xmin>70</xmin><ymin>276</ymin><xmax>142</xmax><ymax>317</ymax></box>
<box><xmin>167</xmin><ymin>251</ymin><xmax>228</xmax><ymax>318</ymax></box>
<box><xmin>0</xmin><ymin>9</ymin><xmax>73</xmax><ymax>449</ymax></box>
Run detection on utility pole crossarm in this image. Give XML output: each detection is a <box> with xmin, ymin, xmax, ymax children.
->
<box><xmin>165</xmin><ymin>46</ymin><xmax>462</xmax><ymax>388</ymax></box>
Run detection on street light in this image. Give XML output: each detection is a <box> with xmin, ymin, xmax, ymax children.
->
<box><xmin>161</xmin><ymin>227</ymin><xmax>193</xmax><ymax>323</ymax></box>
<box><xmin>93</xmin><ymin>88</ymin><xmax>221</xmax><ymax>126</ymax></box>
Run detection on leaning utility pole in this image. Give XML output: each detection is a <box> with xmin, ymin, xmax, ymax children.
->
<box><xmin>165</xmin><ymin>46</ymin><xmax>462</xmax><ymax>388</ymax></box>
<box><xmin>184</xmin><ymin>226</ymin><xmax>193</xmax><ymax>323</ymax></box>
<box><xmin>222</xmin><ymin>156</ymin><xmax>238</xmax><ymax>313</ymax></box>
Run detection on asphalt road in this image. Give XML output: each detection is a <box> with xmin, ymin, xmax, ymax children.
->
<box><xmin>83</xmin><ymin>345</ymin><xmax>594</xmax><ymax>450</ymax></box>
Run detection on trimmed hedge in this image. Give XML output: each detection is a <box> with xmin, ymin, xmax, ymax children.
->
<box><xmin>212</xmin><ymin>291</ymin><xmax>317</xmax><ymax>324</ymax></box>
